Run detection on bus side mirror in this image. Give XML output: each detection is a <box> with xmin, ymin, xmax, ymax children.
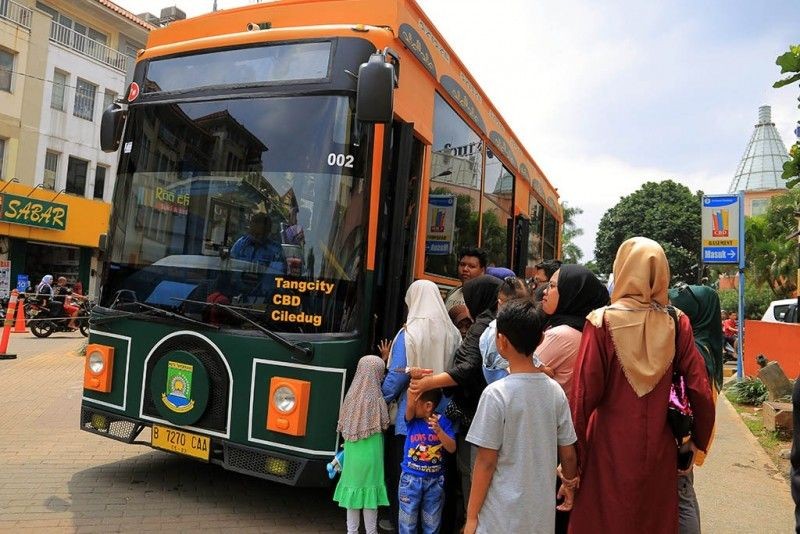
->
<box><xmin>100</xmin><ymin>103</ymin><xmax>127</xmax><ymax>152</ymax></box>
<box><xmin>356</xmin><ymin>49</ymin><xmax>399</xmax><ymax>123</ymax></box>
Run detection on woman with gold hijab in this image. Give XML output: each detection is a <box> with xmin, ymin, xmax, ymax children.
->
<box><xmin>568</xmin><ymin>238</ymin><xmax>715</xmax><ymax>534</ymax></box>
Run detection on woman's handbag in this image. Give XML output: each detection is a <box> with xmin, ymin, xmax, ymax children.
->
<box><xmin>666</xmin><ymin>307</ymin><xmax>693</xmax><ymax>443</ymax></box>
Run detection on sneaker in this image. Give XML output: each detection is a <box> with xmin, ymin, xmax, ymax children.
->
<box><xmin>378</xmin><ymin>519</ymin><xmax>396</xmax><ymax>533</ymax></box>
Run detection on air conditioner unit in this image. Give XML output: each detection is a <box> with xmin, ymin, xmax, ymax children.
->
<box><xmin>136</xmin><ymin>12</ymin><xmax>161</xmax><ymax>25</ymax></box>
<box><xmin>159</xmin><ymin>6</ymin><xmax>187</xmax><ymax>22</ymax></box>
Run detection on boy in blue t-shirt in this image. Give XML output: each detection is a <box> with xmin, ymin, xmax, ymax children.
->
<box><xmin>399</xmin><ymin>388</ymin><xmax>456</xmax><ymax>534</ymax></box>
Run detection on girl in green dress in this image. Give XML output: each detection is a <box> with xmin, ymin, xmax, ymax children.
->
<box><xmin>334</xmin><ymin>355</ymin><xmax>390</xmax><ymax>533</ymax></box>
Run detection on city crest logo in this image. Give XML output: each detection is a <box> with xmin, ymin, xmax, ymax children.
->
<box><xmin>161</xmin><ymin>361</ymin><xmax>195</xmax><ymax>413</ymax></box>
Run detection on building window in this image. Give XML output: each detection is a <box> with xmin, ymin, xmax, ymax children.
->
<box><xmin>94</xmin><ymin>165</ymin><xmax>107</xmax><ymax>199</ymax></box>
<box><xmin>102</xmin><ymin>89</ymin><xmax>116</xmax><ymax>112</ymax></box>
<box><xmin>74</xmin><ymin>78</ymin><xmax>97</xmax><ymax>121</ymax></box>
<box><xmin>750</xmin><ymin>198</ymin><xmax>770</xmax><ymax>217</ymax></box>
<box><xmin>51</xmin><ymin>70</ymin><xmax>67</xmax><ymax>110</ymax></box>
<box><xmin>44</xmin><ymin>151</ymin><xmax>59</xmax><ymax>189</ymax></box>
<box><xmin>424</xmin><ymin>92</ymin><xmax>485</xmax><ymax>279</ymax></box>
<box><xmin>66</xmin><ymin>156</ymin><xmax>88</xmax><ymax>196</ymax></box>
<box><xmin>0</xmin><ymin>138</ymin><xmax>6</xmax><ymax>180</ymax></box>
<box><xmin>0</xmin><ymin>49</ymin><xmax>14</xmax><ymax>92</ymax></box>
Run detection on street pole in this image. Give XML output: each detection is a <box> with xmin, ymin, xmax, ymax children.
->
<box><xmin>736</xmin><ymin>191</ymin><xmax>745</xmax><ymax>380</ymax></box>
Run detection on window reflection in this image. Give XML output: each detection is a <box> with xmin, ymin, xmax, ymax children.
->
<box><xmin>543</xmin><ymin>211</ymin><xmax>557</xmax><ymax>260</ymax></box>
<box><xmin>106</xmin><ymin>95</ymin><xmax>365</xmax><ymax>334</ymax></box>
<box><xmin>425</xmin><ymin>93</ymin><xmax>483</xmax><ymax>278</ymax></box>
<box><xmin>482</xmin><ymin>152</ymin><xmax>513</xmax><ymax>267</ymax></box>
<box><xmin>528</xmin><ymin>198</ymin><xmax>544</xmax><ymax>271</ymax></box>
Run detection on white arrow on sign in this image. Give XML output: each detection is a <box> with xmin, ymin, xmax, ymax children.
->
<box><xmin>727</xmin><ymin>250</ymin><xmax>736</xmax><ymax>258</ymax></box>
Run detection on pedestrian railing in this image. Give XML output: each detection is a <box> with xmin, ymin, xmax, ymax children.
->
<box><xmin>0</xmin><ymin>0</ymin><xmax>32</xmax><ymax>30</ymax></box>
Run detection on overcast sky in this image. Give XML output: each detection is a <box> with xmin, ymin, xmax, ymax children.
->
<box><xmin>116</xmin><ymin>0</ymin><xmax>800</xmax><ymax>261</ymax></box>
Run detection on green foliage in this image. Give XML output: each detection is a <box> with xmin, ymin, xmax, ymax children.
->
<box><xmin>560</xmin><ymin>202</ymin><xmax>584</xmax><ymax>263</ymax></box>
<box><xmin>774</xmin><ymin>44</ymin><xmax>800</xmax><ymax>187</ymax></box>
<box><xmin>583</xmin><ymin>260</ymin><xmax>601</xmax><ymax>275</ymax></box>
<box><xmin>726</xmin><ymin>377</ymin><xmax>768</xmax><ymax>406</ymax></box>
<box><xmin>594</xmin><ymin>180</ymin><xmax>701</xmax><ymax>282</ymax></box>
<box><xmin>718</xmin><ymin>284</ymin><xmax>774</xmax><ymax>319</ymax></box>
<box><xmin>744</xmin><ymin>189</ymin><xmax>799</xmax><ymax>297</ymax></box>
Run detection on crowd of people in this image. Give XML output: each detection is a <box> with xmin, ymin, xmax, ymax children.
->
<box><xmin>333</xmin><ymin>236</ymin><xmax>720</xmax><ymax>534</ymax></box>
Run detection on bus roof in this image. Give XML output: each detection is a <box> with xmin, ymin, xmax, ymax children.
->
<box><xmin>143</xmin><ymin>0</ymin><xmax>561</xmax><ymax>219</ymax></box>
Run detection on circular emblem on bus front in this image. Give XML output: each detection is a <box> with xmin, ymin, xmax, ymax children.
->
<box><xmin>127</xmin><ymin>82</ymin><xmax>140</xmax><ymax>102</ymax></box>
<box><xmin>150</xmin><ymin>351</ymin><xmax>210</xmax><ymax>426</ymax></box>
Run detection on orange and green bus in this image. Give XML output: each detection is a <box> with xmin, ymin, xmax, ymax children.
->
<box><xmin>81</xmin><ymin>0</ymin><xmax>562</xmax><ymax>486</ymax></box>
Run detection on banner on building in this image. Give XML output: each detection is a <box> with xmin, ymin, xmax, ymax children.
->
<box><xmin>0</xmin><ymin>193</ymin><xmax>68</xmax><ymax>231</ymax></box>
<box><xmin>0</xmin><ymin>261</ymin><xmax>10</xmax><ymax>299</ymax></box>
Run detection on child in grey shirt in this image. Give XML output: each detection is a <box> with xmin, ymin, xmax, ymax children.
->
<box><xmin>465</xmin><ymin>299</ymin><xmax>579</xmax><ymax>534</ymax></box>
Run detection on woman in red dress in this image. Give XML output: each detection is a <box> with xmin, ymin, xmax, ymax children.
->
<box><xmin>568</xmin><ymin>237</ymin><xmax>715</xmax><ymax>534</ymax></box>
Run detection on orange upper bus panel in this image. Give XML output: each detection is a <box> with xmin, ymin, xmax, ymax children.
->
<box><xmin>142</xmin><ymin>0</ymin><xmax>561</xmax><ymax>220</ymax></box>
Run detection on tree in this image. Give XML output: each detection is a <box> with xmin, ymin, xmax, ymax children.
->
<box><xmin>594</xmin><ymin>180</ymin><xmax>701</xmax><ymax>282</ymax></box>
<box><xmin>560</xmin><ymin>202</ymin><xmax>584</xmax><ymax>263</ymax></box>
<box><xmin>774</xmin><ymin>44</ymin><xmax>800</xmax><ymax>187</ymax></box>
<box><xmin>744</xmin><ymin>188</ymin><xmax>799</xmax><ymax>297</ymax></box>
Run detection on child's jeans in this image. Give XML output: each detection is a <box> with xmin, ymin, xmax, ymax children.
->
<box><xmin>398</xmin><ymin>472</ymin><xmax>445</xmax><ymax>534</ymax></box>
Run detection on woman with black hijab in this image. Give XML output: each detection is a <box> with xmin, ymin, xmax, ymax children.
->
<box><xmin>539</xmin><ymin>265</ymin><xmax>610</xmax><ymax>401</ymax></box>
<box><xmin>539</xmin><ymin>264</ymin><xmax>610</xmax><ymax>534</ymax></box>
<box><xmin>409</xmin><ymin>274</ymin><xmax>503</xmax><ymax>527</ymax></box>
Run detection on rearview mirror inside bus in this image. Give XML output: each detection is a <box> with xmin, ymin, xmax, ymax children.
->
<box><xmin>100</xmin><ymin>103</ymin><xmax>127</xmax><ymax>152</ymax></box>
<box><xmin>356</xmin><ymin>52</ymin><xmax>396</xmax><ymax>123</ymax></box>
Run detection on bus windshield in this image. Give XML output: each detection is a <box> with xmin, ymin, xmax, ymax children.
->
<box><xmin>104</xmin><ymin>95</ymin><xmax>367</xmax><ymax>334</ymax></box>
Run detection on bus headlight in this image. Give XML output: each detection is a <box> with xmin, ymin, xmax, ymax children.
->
<box><xmin>88</xmin><ymin>351</ymin><xmax>105</xmax><ymax>374</ymax></box>
<box><xmin>273</xmin><ymin>386</ymin><xmax>296</xmax><ymax>414</ymax></box>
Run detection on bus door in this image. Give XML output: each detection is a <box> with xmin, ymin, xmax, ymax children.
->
<box><xmin>511</xmin><ymin>214</ymin><xmax>530</xmax><ymax>276</ymax></box>
<box><xmin>373</xmin><ymin>120</ymin><xmax>423</xmax><ymax>342</ymax></box>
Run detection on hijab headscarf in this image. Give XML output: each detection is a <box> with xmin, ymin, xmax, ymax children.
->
<box><xmin>393</xmin><ymin>280</ymin><xmax>462</xmax><ymax>374</ymax></box>
<box><xmin>462</xmin><ymin>275</ymin><xmax>503</xmax><ymax>320</ymax></box>
<box><xmin>486</xmin><ymin>266</ymin><xmax>515</xmax><ymax>280</ymax></box>
<box><xmin>548</xmin><ymin>265</ymin><xmax>610</xmax><ymax>331</ymax></box>
<box><xmin>337</xmin><ymin>355</ymin><xmax>389</xmax><ymax>442</ymax></box>
<box><xmin>587</xmin><ymin>237</ymin><xmax>676</xmax><ymax>397</ymax></box>
<box><xmin>37</xmin><ymin>275</ymin><xmax>53</xmax><ymax>294</ymax></box>
<box><xmin>668</xmin><ymin>284</ymin><xmax>724</xmax><ymax>390</ymax></box>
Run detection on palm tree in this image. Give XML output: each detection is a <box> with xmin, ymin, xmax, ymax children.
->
<box><xmin>561</xmin><ymin>202</ymin><xmax>584</xmax><ymax>263</ymax></box>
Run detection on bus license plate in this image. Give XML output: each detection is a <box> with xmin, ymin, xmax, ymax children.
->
<box><xmin>151</xmin><ymin>425</ymin><xmax>210</xmax><ymax>461</ymax></box>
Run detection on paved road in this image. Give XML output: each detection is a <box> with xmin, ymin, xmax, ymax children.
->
<box><xmin>0</xmin><ymin>334</ymin><xmax>795</xmax><ymax>533</ymax></box>
<box><xmin>0</xmin><ymin>333</ymin><xmax>342</xmax><ymax>533</ymax></box>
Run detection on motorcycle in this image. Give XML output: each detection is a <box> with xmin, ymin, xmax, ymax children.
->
<box><xmin>26</xmin><ymin>296</ymin><xmax>92</xmax><ymax>338</ymax></box>
<box><xmin>723</xmin><ymin>338</ymin><xmax>737</xmax><ymax>363</ymax></box>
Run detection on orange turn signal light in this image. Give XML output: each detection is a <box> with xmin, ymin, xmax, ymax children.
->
<box><xmin>83</xmin><ymin>344</ymin><xmax>114</xmax><ymax>393</ymax></box>
<box><xmin>266</xmin><ymin>377</ymin><xmax>311</xmax><ymax>436</ymax></box>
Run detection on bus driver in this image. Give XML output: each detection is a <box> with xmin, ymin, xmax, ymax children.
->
<box><xmin>230</xmin><ymin>213</ymin><xmax>287</xmax><ymax>274</ymax></box>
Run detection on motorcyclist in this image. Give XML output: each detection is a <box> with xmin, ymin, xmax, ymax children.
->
<box><xmin>53</xmin><ymin>277</ymin><xmax>81</xmax><ymax>330</ymax></box>
<box><xmin>722</xmin><ymin>311</ymin><xmax>738</xmax><ymax>347</ymax></box>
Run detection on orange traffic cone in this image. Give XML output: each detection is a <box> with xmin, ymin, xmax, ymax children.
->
<box><xmin>12</xmin><ymin>296</ymin><xmax>27</xmax><ymax>333</ymax></box>
<box><xmin>0</xmin><ymin>290</ymin><xmax>18</xmax><ymax>359</ymax></box>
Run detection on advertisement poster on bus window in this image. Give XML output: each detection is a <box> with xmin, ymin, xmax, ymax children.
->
<box><xmin>0</xmin><ymin>261</ymin><xmax>10</xmax><ymax>299</ymax></box>
<box><xmin>426</xmin><ymin>194</ymin><xmax>457</xmax><ymax>256</ymax></box>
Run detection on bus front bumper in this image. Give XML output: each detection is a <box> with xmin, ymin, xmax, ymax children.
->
<box><xmin>80</xmin><ymin>406</ymin><xmax>331</xmax><ymax>487</ymax></box>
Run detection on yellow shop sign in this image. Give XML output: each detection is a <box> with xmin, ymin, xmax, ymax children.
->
<box><xmin>0</xmin><ymin>193</ymin><xmax>68</xmax><ymax>231</ymax></box>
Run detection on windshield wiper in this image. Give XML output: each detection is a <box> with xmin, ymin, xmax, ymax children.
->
<box><xmin>173</xmin><ymin>297</ymin><xmax>314</xmax><ymax>363</ymax></box>
<box><xmin>93</xmin><ymin>290</ymin><xmax>219</xmax><ymax>330</ymax></box>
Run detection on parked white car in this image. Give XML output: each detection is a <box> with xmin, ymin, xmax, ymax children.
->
<box><xmin>761</xmin><ymin>298</ymin><xmax>797</xmax><ymax>322</ymax></box>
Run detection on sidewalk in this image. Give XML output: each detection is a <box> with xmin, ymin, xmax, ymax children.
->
<box><xmin>694</xmin><ymin>394</ymin><xmax>794</xmax><ymax>533</ymax></box>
